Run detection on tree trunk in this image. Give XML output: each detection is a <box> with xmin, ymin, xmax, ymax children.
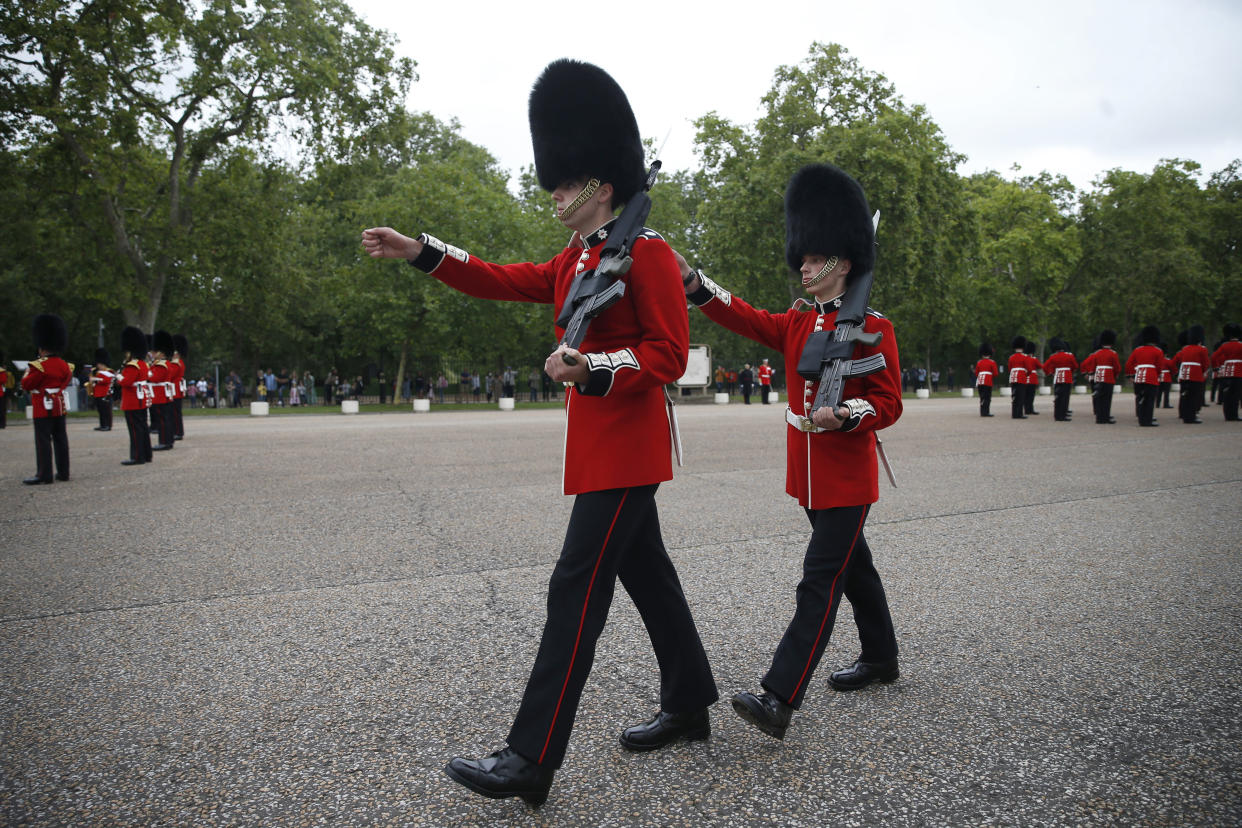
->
<box><xmin>393</xmin><ymin>340</ymin><xmax>409</xmax><ymax>404</ymax></box>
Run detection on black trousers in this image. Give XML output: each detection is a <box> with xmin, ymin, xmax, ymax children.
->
<box><xmin>0</xmin><ymin>396</ymin><xmax>7</xmax><ymax>428</ymax></box>
<box><xmin>1053</xmin><ymin>383</ymin><xmax>1072</xmax><ymax>420</ymax></box>
<box><xmin>978</xmin><ymin>385</ymin><xmax>992</xmax><ymax>415</ymax></box>
<box><xmin>125</xmin><ymin>408</ymin><xmax>153</xmax><ymax>462</ymax></box>
<box><xmin>32</xmin><ymin>416</ymin><xmax>69</xmax><ymax>481</ymax></box>
<box><xmin>763</xmin><ymin>504</ymin><xmax>897</xmax><ymax>710</ymax></box>
<box><xmin>1179</xmin><ymin>380</ymin><xmax>1205</xmax><ymax>422</ymax></box>
<box><xmin>1158</xmin><ymin>382</ymin><xmax>1172</xmax><ymax>407</ymax></box>
<box><xmin>153</xmin><ymin>402</ymin><xmax>175</xmax><ymax>447</ymax></box>
<box><xmin>741</xmin><ymin>382</ymin><xmax>752</xmax><ymax>404</ymax></box>
<box><xmin>1024</xmin><ymin>384</ymin><xmax>1038</xmax><ymax>414</ymax></box>
<box><xmin>1135</xmin><ymin>383</ymin><xmax>1157</xmax><ymax>425</ymax></box>
<box><xmin>1011</xmin><ymin>387</ymin><xmax>1025</xmax><ymax>418</ymax></box>
<box><xmin>95</xmin><ymin>397</ymin><xmax>113</xmax><ymax>429</ymax></box>
<box><xmin>1093</xmin><ymin>382</ymin><xmax>1115</xmax><ymax>422</ymax></box>
<box><xmin>761</xmin><ymin>384</ymin><xmax>771</xmax><ymax>404</ymax></box>
<box><xmin>507</xmin><ymin>484</ymin><xmax>717</xmax><ymax>768</ymax></box>
<box><xmin>1222</xmin><ymin>377</ymin><xmax>1241</xmax><ymax>420</ymax></box>
<box><xmin>174</xmin><ymin>397</ymin><xmax>184</xmax><ymax>437</ymax></box>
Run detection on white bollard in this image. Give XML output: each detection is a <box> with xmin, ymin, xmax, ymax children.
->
<box><xmin>498</xmin><ymin>397</ymin><xmax>515</xmax><ymax>411</ymax></box>
<box><xmin>26</xmin><ymin>405</ymin><xmax>34</xmax><ymax>420</ymax></box>
<box><xmin>249</xmin><ymin>401</ymin><xmax>269</xmax><ymax>416</ymax></box>
<box><xmin>1074</xmin><ymin>385</ymin><xmax>1088</xmax><ymax>394</ymax></box>
<box><xmin>413</xmin><ymin>398</ymin><xmax>430</xmax><ymax>412</ymax></box>
<box><xmin>1039</xmin><ymin>386</ymin><xmax>1052</xmax><ymax>395</ymax></box>
<box><xmin>1000</xmin><ymin>387</ymin><xmax>1012</xmax><ymax>397</ymax></box>
<box><xmin>1113</xmin><ymin>385</ymin><xmax>1122</xmax><ymax>393</ymax></box>
<box><xmin>916</xmin><ymin>388</ymin><xmax>930</xmax><ymax>399</ymax></box>
<box><xmin>768</xmin><ymin>391</ymin><xmax>780</xmax><ymax>403</ymax></box>
<box><xmin>714</xmin><ymin>392</ymin><xmax>730</xmax><ymax>405</ymax></box>
<box><xmin>340</xmin><ymin>400</ymin><xmax>359</xmax><ymax>414</ymax></box>
<box><xmin>961</xmin><ymin>387</ymin><xmax>974</xmax><ymax>397</ymax></box>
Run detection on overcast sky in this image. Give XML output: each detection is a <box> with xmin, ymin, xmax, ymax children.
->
<box><xmin>346</xmin><ymin>0</ymin><xmax>1241</xmax><ymax>193</ymax></box>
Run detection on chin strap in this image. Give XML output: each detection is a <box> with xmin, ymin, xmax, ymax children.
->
<box><xmin>802</xmin><ymin>255</ymin><xmax>839</xmax><ymax>288</ymax></box>
<box><xmin>559</xmin><ymin>178</ymin><xmax>600</xmax><ymax>224</ymax></box>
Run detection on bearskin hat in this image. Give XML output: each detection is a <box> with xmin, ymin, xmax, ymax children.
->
<box><xmin>172</xmin><ymin>334</ymin><xmax>188</xmax><ymax>358</ymax></box>
<box><xmin>1224</xmin><ymin>322</ymin><xmax>1241</xmax><ymax>339</ymax></box>
<box><xmin>153</xmin><ymin>329</ymin><xmax>175</xmax><ymax>356</ymax></box>
<box><xmin>1010</xmin><ymin>335</ymin><xmax>1026</xmax><ymax>352</ymax></box>
<box><xmin>122</xmin><ymin>326</ymin><xmax>147</xmax><ymax>357</ymax></box>
<box><xmin>979</xmin><ymin>342</ymin><xmax>993</xmax><ymax>357</ymax></box>
<box><xmin>1176</xmin><ymin>329</ymin><xmax>1187</xmax><ymax>347</ymax></box>
<box><xmin>1099</xmin><ymin>329</ymin><xmax>1117</xmax><ymax>346</ymax></box>
<box><xmin>784</xmin><ymin>163</ymin><xmax>875</xmax><ymax>278</ymax></box>
<box><xmin>1048</xmin><ymin>337</ymin><xmax>1065</xmax><ymax>353</ymax></box>
<box><xmin>1140</xmin><ymin>325</ymin><xmax>1160</xmax><ymax>345</ymax></box>
<box><xmin>33</xmin><ymin>313</ymin><xmax>68</xmax><ymax>354</ymax></box>
<box><xmin>1189</xmin><ymin>324</ymin><xmax>1205</xmax><ymax>345</ymax></box>
<box><xmin>528</xmin><ymin>59</ymin><xmax>646</xmax><ymax>206</ymax></box>
<box><xmin>94</xmin><ymin>348</ymin><xmax>110</xmax><ymax>365</ymax></box>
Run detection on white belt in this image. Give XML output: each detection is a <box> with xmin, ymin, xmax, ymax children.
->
<box><xmin>786</xmin><ymin>406</ymin><xmax>825</xmax><ymax>433</ymax></box>
<box><xmin>976</xmin><ymin>371</ymin><xmax>992</xmax><ymax>385</ymax></box>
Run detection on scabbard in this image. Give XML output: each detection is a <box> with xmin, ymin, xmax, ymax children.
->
<box><xmin>876</xmin><ymin>437</ymin><xmax>897</xmax><ymax>488</ymax></box>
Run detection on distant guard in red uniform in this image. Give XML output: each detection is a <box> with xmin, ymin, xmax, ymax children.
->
<box><xmin>117</xmin><ymin>326</ymin><xmax>153</xmax><ymax>465</ymax></box>
<box><xmin>1125</xmin><ymin>326</ymin><xmax>1163</xmax><ymax>427</ymax></box>
<box><xmin>149</xmin><ymin>330</ymin><xmax>176</xmax><ymax>450</ymax></box>
<box><xmin>677</xmin><ymin>162</ymin><xmax>903</xmax><ymax>741</ymax></box>
<box><xmin>0</xmin><ymin>355</ymin><xmax>8</xmax><ymax>429</ymax></box>
<box><xmin>1042</xmin><ymin>338</ymin><xmax>1078</xmax><ymax>421</ymax></box>
<box><xmin>1157</xmin><ymin>342</ymin><xmax>1175</xmax><ymax>409</ymax></box>
<box><xmin>1080</xmin><ymin>329</ymin><xmax>1121</xmax><ymax>424</ymax></box>
<box><xmin>363</xmin><ymin>59</ymin><xmax>717</xmax><ymax>807</ymax></box>
<box><xmin>1174</xmin><ymin>325</ymin><xmax>1210</xmax><ymax>424</ymax></box>
<box><xmin>171</xmin><ymin>333</ymin><xmax>188</xmax><ymax>440</ymax></box>
<box><xmin>88</xmin><ymin>348</ymin><xmax>116</xmax><ymax>431</ymax></box>
<box><xmin>758</xmin><ymin>358</ymin><xmax>774</xmax><ymax>404</ymax></box>
<box><xmin>20</xmin><ymin>314</ymin><xmax>73</xmax><ymax>485</ymax></box>
<box><xmin>1212</xmin><ymin>322</ymin><xmax>1242</xmax><ymax>420</ymax></box>
<box><xmin>1007</xmin><ymin>336</ymin><xmax>1029</xmax><ymax>419</ymax></box>
<box><xmin>973</xmin><ymin>343</ymin><xmax>998</xmax><ymax>417</ymax></box>
<box><xmin>1023</xmin><ymin>338</ymin><xmax>1042</xmax><ymax>415</ymax></box>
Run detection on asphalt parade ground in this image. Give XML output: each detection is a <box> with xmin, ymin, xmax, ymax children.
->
<box><xmin>1</xmin><ymin>393</ymin><xmax>1239</xmax><ymax>827</ymax></box>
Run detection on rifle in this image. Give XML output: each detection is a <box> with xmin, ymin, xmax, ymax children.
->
<box><xmin>554</xmin><ymin>161</ymin><xmax>662</xmax><ymax>365</ymax></box>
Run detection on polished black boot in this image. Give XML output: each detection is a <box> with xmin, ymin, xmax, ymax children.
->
<box><xmin>23</xmin><ymin>475</ymin><xmax>53</xmax><ymax>485</ymax></box>
<box><xmin>619</xmin><ymin>708</ymin><xmax>710</xmax><ymax>751</ymax></box>
<box><xmin>731</xmin><ymin>691</ymin><xmax>792</xmax><ymax>740</ymax></box>
<box><xmin>828</xmin><ymin>658</ymin><xmax>900</xmax><ymax>691</ymax></box>
<box><xmin>445</xmin><ymin>747</ymin><xmax>554</xmax><ymax>807</ymax></box>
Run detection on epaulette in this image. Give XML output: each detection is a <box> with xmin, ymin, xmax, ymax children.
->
<box><xmin>29</xmin><ymin>358</ymin><xmax>44</xmax><ymax>371</ymax></box>
<box><xmin>866</xmin><ymin>307</ymin><xmax>887</xmax><ymax>319</ymax></box>
<box><xmin>66</xmin><ymin>361</ymin><xmax>75</xmax><ymax>373</ymax></box>
<box><xmin>635</xmin><ymin>227</ymin><xmax>665</xmax><ymax>242</ymax></box>
<box><xmin>125</xmin><ymin>358</ymin><xmax>141</xmax><ymax>367</ymax></box>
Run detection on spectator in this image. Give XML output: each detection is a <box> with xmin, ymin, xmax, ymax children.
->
<box><xmin>324</xmin><ymin>369</ymin><xmax>337</xmax><ymax>405</ymax></box>
<box><xmin>472</xmin><ymin>371</ymin><xmax>481</xmax><ymax>402</ymax></box>
<box><xmin>437</xmin><ymin>374</ymin><xmax>447</xmax><ymax>403</ymax></box>
<box><xmin>276</xmin><ymin>367</ymin><xmax>290</xmax><ymax>406</ymax></box>
<box><xmin>529</xmin><ymin>369</ymin><xmax>539</xmax><ymax>401</ymax></box>
<box><xmin>947</xmin><ymin>367</ymin><xmax>956</xmax><ymax>391</ymax></box>
<box><xmin>227</xmin><ymin>371</ymin><xmax>242</xmax><ymax>408</ymax></box>
<box><xmin>264</xmin><ymin>369</ymin><xmax>276</xmax><ymax>404</ymax></box>
<box><xmin>485</xmin><ymin>372</ymin><xmax>494</xmax><ymax>402</ymax></box>
<box><xmin>290</xmin><ymin>371</ymin><xmax>302</xmax><ymax>406</ymax></box>
<box><xmin>714</xmin><ymin>365</ymin><xmax>725</xmax><ymax>393</ymax></box>
<box><xmin>353</xmin><ymin>376</ymin><xmax>364</xmax><ymax>400</ymax></box>
<box><xmin>931</xmin><ymin>370</ymin><xmax>940</xmax><ymax>393</ymax></box>
<box><xmin>257</xmin><ymin>369</ymin><xmax>268</xmax><ymax>402</ymax></box>
<box><xmin>305</xmin><ymin>370</ymin><xmax>317</xmax><ymax>405</ymax></box>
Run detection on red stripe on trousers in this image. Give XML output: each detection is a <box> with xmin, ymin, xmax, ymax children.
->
<box><xmin>789</xmin><ymin>506</ymin><xmax>868</xmax><ymax>702</ymax></box>
<box><xmin>537</xmin><ymin>489</ymin><xmax>630</xmax><ymax>764</ymax></box>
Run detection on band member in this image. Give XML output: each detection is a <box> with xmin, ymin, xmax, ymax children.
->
<box><xmin>676</xmin><ymin>163</ymin><xmax>902</xmax><ymax>741</ymax></box>
<box><xmin>20</xmin><ymin>314</ymin><xmax>73</xmax><ymax>485</ymax></box>
<box><xmin>1125</xmin><ymin>326</ymin><xmax>1162</xmax><ymax>427</ymax></box>
<box><xmin>973</xmin><ymin>343</ymin><xmax>997</xmax><ymax>416</ymax></box>
<box><xmin>1007</xmin><ymin>336</ymin><xmax>1029</xmax><ymax>419</ymax></box>
<box><xmin>1174</xmin><ymin>325</ymin><xmax>1210</xmax><ymax>424</ymax></box>
<box><xmin>758</xmin><ymin>358</ymin><xmax>774</xmax><ymax>404</ymax></box>
<box><xmin>0</xmin><ymin>355</ymin><xmax>8</xmax><ymax>429</ymax></box>
<box><xmin>363</xmin><ymin>59</ymin><xmax>717</xmax><ymax>807</ymax></box>
<box><xmin>87</xmin><ymin>349</ymin><xmax>116</xmax><ymax>431</ymax></box>
<box><xmin>1080</xmin><ymin>330</ymin><xmax>1120</xmax><ymax>424</ymax></box>
<box><xmin>1042</xmin><ymin>338</ymin><xmax>1078</xmax><ymax>421</ymax></box>
<box><xmin>1212</xmin><ymin>322</ymin><xmax>1242</xmax><ymax>420</ymax></box>
<box><xmin>1023</xmin><ymin>338</ymin><xmax>1042</xmax><ymax>415</ymax></box>
<box><xmin>149</xmin><ymin>330</ymin><xmax>176</xmax><ymax>450</ymax></box>
<box><xmin>171</xmin><ymin>333</ymin><xmax>188</xmax><ymax>440</ymax></box>
<box><xmin>118</xmin><ymin>326</ymin><xmax>153</xmax><ymax>465</ymax></box>
<box><xmin>1157</xmin><ymin>342</ymin><xmax>1175</xmax><ymax>409</ymax></box>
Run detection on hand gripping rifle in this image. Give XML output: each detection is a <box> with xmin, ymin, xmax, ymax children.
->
<box><xmin>554</xmin><ymin>161</ymin><xmax>662</xmax><ymax>365</ymax></box>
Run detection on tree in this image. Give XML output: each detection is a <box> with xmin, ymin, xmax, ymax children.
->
<box><xmin>0</xmin><ymin>0</ymin><xmax>414</xmax><ymax>330</ymax></box>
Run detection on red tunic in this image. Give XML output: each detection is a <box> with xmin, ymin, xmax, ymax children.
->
<box><xmin>1025</xmin><ymin>353</ymin><xmax>1041</xmax><ymax>386</ymax></box>
<box><xmin>1042</xmin><ymin>351</ymin><xmax>1079</xmax><ymax>386</ymax></box>
<box><xmin>972</xmin><ymin>358</ymin><xmax>998</xmax><ymax>387</ymax></box>
<box><xmin>413</xmin><ymin>221</ymin><xmax>688</xmax><ymax>495</ymax></box>
<box><xmin>1125</xmin><ymin>345</ymin><xmax>1163</xmax><ymax>386</ymax></box>
<box><xmin>1007</xmin><ymin>353</ymin><xmax>1028</xmax><ymax>385</ymax></box>
<box><xmin>0</xmin><ymin>368</ymin><xmax>7</xmax><ymax>399</ymax></box>
<box><xmin>149</xmin><ymin>360</ymin><xmax>171</xmax><ymax>404</ymax></box>
<box><xmin>90</xmin><ymin>367</ymin><xmax>116</xmax><ymax>399</ymax></box>
<box><xmin>1212</xmin><ymin>340</ymin><xmax>1242</xmax><ymax>378</ymax></box>
<box><xmin>758</xmin><ymin>363</ymin><xmax>774</xmax><ymax>386</ymax></box>
<box><xmin>1158</xmin><ymin>356</ymin><xmax>1174</xmax><ymax>384</ymax></box>
<box><xmin>692</xmin><ymin>278</ymin><xmax>901</xmax><ymax>509</ymax></box>
<box><xmin>21</xmin><ymin>356</ymin><xmax>74</xmax><ymax>418</ymax></box>
<box><xmin>170</xmin><ymin>357</ymin><xmax>186</xmax><ymax>400</ymax></box>
<box><xmin>1174</xmin><ymin>344</ymin><xmax>1210</xmax><ymax>382</ymax></box>
<box><xmin>1080</xmin><ymin>348</ymin><xmax>1120</xmax><ymax>384</ymax></box>
<box><xmin>118</xmin><ymin>359</ymin><xmax>152</xmax><ymax>411</ymax></box>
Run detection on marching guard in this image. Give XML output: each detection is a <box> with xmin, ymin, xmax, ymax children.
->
<box><xmin>20</xmin><ymin>314</ymin><xmax>73</xmax><ymax>485</ymax></box>
<box><xmin>1043</xmin><ymin>338</ymin><xmax>1078</xmax><ymax>421</ymax></box>
<box><xmin>149</xmin><ymin>330</ymin><xmax>176</xmax><ymax>450</ymax></box>
<box><xmin>0</xmin><ymin>355</ymin><xmax>8</xmax><ymax>429</ymax></box>
<box><xmin>118</xmin><ymin>326</ymin><xmax>153</xmax><ymax>465</ymax></box>
<box><xmin>1023</xmin><ymin>338</ymin><xmax>1042</xmax><ymax>415</ymax></box>
<box><xmin>973</xmin><ymin>343</ymin><xmax>998</xmax><ymax>416</ymax></box>
<box><xmin>1174</xmin><ymin>325</ymin><xmax>1210</xmax><ymax>423</ymax></box>
<box><xmin>171</xmin><ymin>334</ymin><xmax>188</xmax><ymax>439</ymax></box>
<box><xmin>1007</xmin><ymin>336</ymin><xmax>1029</xmax><ymax>419</ymax></box>
<box><xmin>677</xmin><ymin>163</ymin><xmax>903</xmax><ymax>740</ymax></box>
<box><xmin>1125</xmin><ymin>326</ymin><xmax>1163</xmax><ymax>427</ymax></box>
<box><xmin>1080</xmin><ymin>330</ymin><xmax>1120</xmax><ymax>424</ymax></box>
<box><xmin>88</xmin><ymin>349</ymin><xmax>116</xmax><ymax>431</ymax></box>
<box><xmin>363</xmin><ymin>59</ymin><xmax>717</xmax><ymax>806</ymax></box>
<box><xmin>1212</xmin><ymin>322</ymin><xmax>1242</xmax><ymax>420</ymax></box>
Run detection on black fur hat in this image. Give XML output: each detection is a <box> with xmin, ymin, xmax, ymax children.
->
<box><xmin>1010</xmin><ymin>335</ymin><xmax>1026</xmax><ymax>352</ymax></box>
<box><xmin>33</xmin><ymin>313</ymin><xmax>68</xmax><ymax>354</ymax></box>
<box><xmin>1099</xmin><ymin>329</ymin><xmax>1117</xmax><ymax>346</ymax></box>
<box><xmin>94</xmin><ymin>348</ymin><xmax>110</xmax><ymax>365</ymax></box>
<box><xmin>979</xmin><ymin>342</ymin><xmax>993</xmax><ymax>357</ymax></box>
<box><xmin>153</xmin><ymin>329</ymin><xmax>175</xmax><ymax>356</ymax></box>
<box><xmin>172</xmin><ymin>333</ymin><xmax>188</xmax><ymax>358</ymax></box>
<box><xmin>1176</xmin><ymin>329</ymin><xmax>1187</xmax><ymax>347</ymax></box>
<box><xmin>122</xmin><ymin>326</ymin><xmax>146</xmax><ymax>357</ymax></box>
<box><xmin>1225</xmin><ymin>322</ymin><xmax>1241</xmax><ymax>339</ymax></box>
<box><xmin>784</xmin><ymin>163</ymin><xmax>875</xmax><ymax>277</ymax></box>
<box><xmin>528</xmin><ymin>59</ymin><xmax>646</xmax><ymax>206</ymax></box>
<box><xmin>1189</xmin><ymin>324</ymin><xmax>1205</xmax><ymax>345</ymax></box>
<box><xmin>1048</xmin><ymin>337</ymin><xmax>1066</xmax><ymax>352</ymax></box>
<box><xmin>1140</xmin><ymin>325</ymin><xmax>1160</xmax><ymax>345</ymax></box>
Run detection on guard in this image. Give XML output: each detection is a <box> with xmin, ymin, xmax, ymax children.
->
<box><xmin>1174</xmin><ymin>325</ymin><xmax>1210</xmax><ymax>423</ymax></box>
<box><xmin>88</xmin><ymin>348</ymin><xmax>116</xmax><ymax>431</ymax></box>
<box><xmin>117</xmin><ymin>326</ymin><xmax>153</xmax><ymax>465</ymax></box>
<box><xmin>1081</xmin><ymin>330</ymin><xmax>1121</xmax><ymax>424</ymax></box>
<box><xmin>149</xmin><ymin>330</ymin><xmax>176</xmax><ymax>450</ymax></box>
<box><xmin>973</xmin><ymin>343</ymin><xmax>998</xmax><ymax>417</ymax></box>
<box><xmin>1212</xmin><ymin>322</ymin><xmax>1242</xmax><ymax>420</ymax></box>
<box><xmin>1125</xmin><ymin>326</ymin><xmax>1163</xmax><ymax>427</ymax></box>
<box><xmin>1007</xmin><ymin>336</ymin><xmax>1029</xmax><ymax>419</ymax></box>
<box><xmin>1042</xmin><ymin>338</ymin><xmax>1078</xmax><ymax>421</ymax></box>
<box><xmin>20</xmin><ymin>314</ymin><xmax>73</xmax><ymax>485</ymax></box>
<box><xmin>171</xmin><ymin>334</ymin><xmax>188</xmax><ymax>440</ymax></box>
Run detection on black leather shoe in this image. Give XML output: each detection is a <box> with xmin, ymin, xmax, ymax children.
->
<box><xmin>121</xmin><ymin>459</ymin><xmax>143</xmax><ymax>466</ymax></box>
<box><xmin>829</xmin><ymin>658</ymin><xmax>900</xmax><ymax>691</ymax></box>
<box><xmin>1185</xmin><ymin>418</ymin><xmax>1203</xmax><ymax>424</ymax></box>
<box><xmin>445</xmin><ymin>747</ymin><xmax>554</xmax><ymax>807</ymax></box>
<box><xmin>152</xmin><ymin>444</ymin><xmax>172</xmax><ymax>451</ymax></box>
<box><xmin>56</xmin><ymin>475</ymin><xmax>69</xmax><ymax>482</ymax></box>
<box><xmin>731</xmin><ymin>691</ymin><xmax>792</xmax><ymax>740</ymax></box>
<box><xmin>23</xmin><ymin>476</ymin><xmax>53</xmax><ymax>485</ymax></box>
<box><xmin>93</xmin><ymin>426</ymin><xmax>107</xmax><ymax>431</ymax></box>
<box><xmin>619</xmin><ymin>708</ymin><xmax>710</xmax><ymax>751</ymax></box>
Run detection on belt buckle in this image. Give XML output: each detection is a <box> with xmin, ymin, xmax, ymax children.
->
<box><xmin>797</xmin><ymin>415</ymin><xmax>816</xmax><ymax>433</ymax></box>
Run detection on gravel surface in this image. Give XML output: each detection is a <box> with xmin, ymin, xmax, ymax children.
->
<box><xmin>2</xmin><ymin>394</ymin><xmax>1239</xmax><ymax>826</ymax></box>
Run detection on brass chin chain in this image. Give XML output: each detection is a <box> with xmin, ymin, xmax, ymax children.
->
<box><xmin>802</xmin><ymin>255</ymin><xmax>839</xmax><ymax>288</ymax></box>
<box><xmin>558</xmin><ymin>178</ymin><xmax>600</xmax><ymax>223</ymax></box>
